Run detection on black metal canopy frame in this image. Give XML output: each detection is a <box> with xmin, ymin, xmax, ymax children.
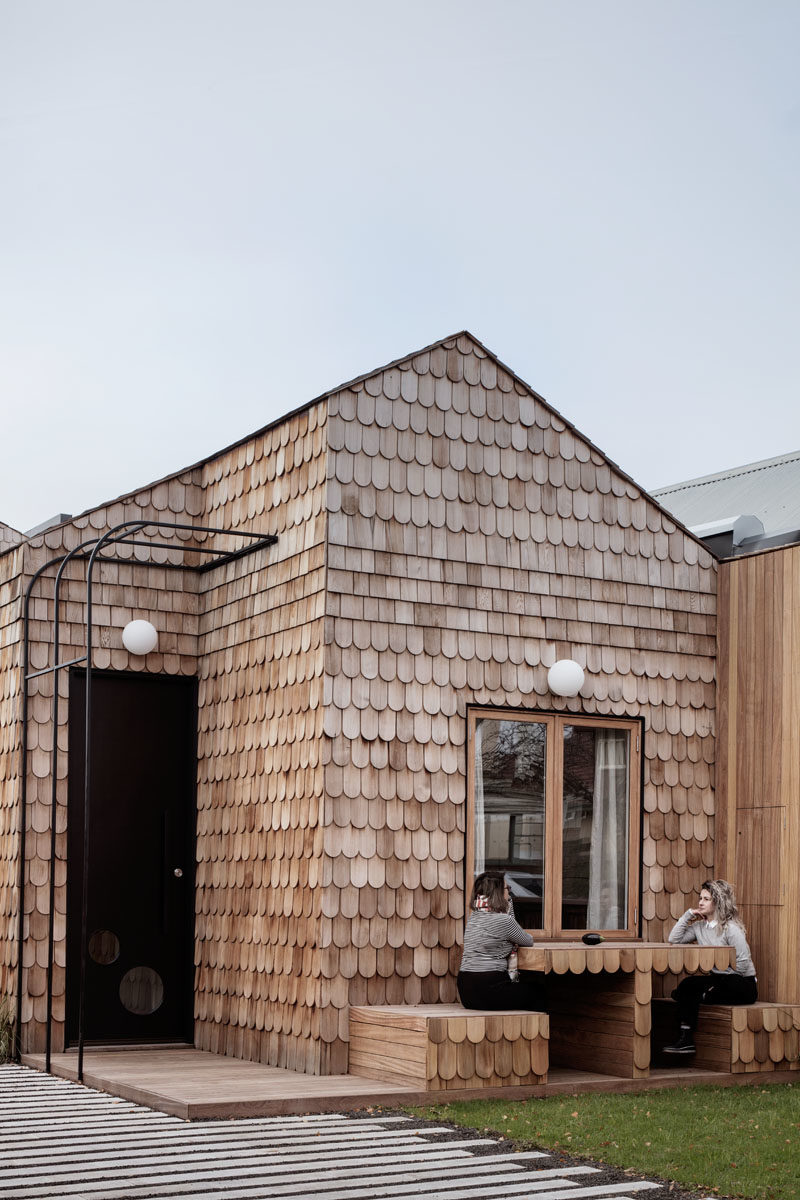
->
<box><xmin>15</xmin><ymin>519</ymin><xmax>277</xmax><ymax>1080</ymax></box>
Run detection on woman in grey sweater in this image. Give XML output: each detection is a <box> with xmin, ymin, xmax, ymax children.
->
<box><xmin>663</xmin><ymin>879</ymin><xmax>757</xmax><ymax>1054</ymax></box>
<box><xmin>457</xmin><ymin>871</ymin><xmax>548</xmax><ymax>1012</ymax></box>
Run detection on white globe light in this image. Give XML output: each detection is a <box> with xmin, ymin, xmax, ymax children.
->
<box><xmin>122</xmin><ymin>619</ymin><xmax>159</xmax><ymax>656</ymax></box>
<box><xmin>547</xmin><ymin>659</ymin><xmax>585</xmax><ymax>697</ymax></box>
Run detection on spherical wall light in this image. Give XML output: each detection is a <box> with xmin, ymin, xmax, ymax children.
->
<box><xmin>122</xmin><ymin>619</ymin><xmax>159</xmax><ymax>656</ymax></box>
<box><xmin>547</xmin><ymin>659</ymin><xmax>585</xmax><ymax>698</ymax></box>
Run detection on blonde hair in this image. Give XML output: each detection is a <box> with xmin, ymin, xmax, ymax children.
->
<box><xmin>702</xmin><ymin>879</ymin><xmax>745</xmax><ymax>930</ymax></box>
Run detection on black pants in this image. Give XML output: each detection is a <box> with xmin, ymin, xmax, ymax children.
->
<box><xmin>674</xmin><ymin>972</ymin><xmax>757</xmax><ymax>1030</ymax></box>
<box><xmin>457</xmin><ymin>969</ymin><xmax>548</xmax><ymax>1013</ymax></box>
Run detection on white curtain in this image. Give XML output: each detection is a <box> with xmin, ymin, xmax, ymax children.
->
<box><xmin>587</xmin><ymin>730</ymin><xmax>628</xmax><ymax>929</ymax></box>
<box><xmin>473</xmin><ymin>720</ymin><xmax>485</xmax><ymax>874</ymax></box>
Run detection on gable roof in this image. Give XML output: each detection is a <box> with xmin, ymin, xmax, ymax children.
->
<box><xmin>315</xmin><ymin>329</ymin><xmax>715</xmax><ymax>552</ymax></box>
<box><xmin>5</xmin><ymin>330</ymin><xmax>709</xmax><ymax>556</ymax></box>
<box><xmin>652</xmin><ymin>450</ymin><xmax>800</xmax><ymax>541</ymax></box>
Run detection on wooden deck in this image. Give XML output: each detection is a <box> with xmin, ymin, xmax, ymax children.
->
<box><xmin>22</xmin><ymin>1046</ymin><xmax>797</xmax><ymax>1120</ymax></box>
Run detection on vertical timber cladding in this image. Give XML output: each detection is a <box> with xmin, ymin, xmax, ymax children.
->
<box><xmin>194</xmin><ymin>403</ymin><xmax>328</xmax><ymax>1074</ymax></box>
<box><xmin>322</xmin><ymin>333</ymin><xmax>717</xmax><ymax>1074</ymax></box>
<box><xmin>0</xmin><ymin>544</ymin><xmax>24</xmax><ymax>1013</ymax></box>
<box><xmin>15</xmin><ymin>477</ymin><xmax>203</xmax><ymax>1054</ymax></box>
<box><xmin>717</xmin><ymin>547</ymin><xmax>800</xmax><ymax>1003</ymax></box>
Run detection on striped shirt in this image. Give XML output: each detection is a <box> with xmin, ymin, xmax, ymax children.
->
<box><xmin>460</xmin><ymin>907</ymin><xmax>534</xmax><ymax>973</ymax></box>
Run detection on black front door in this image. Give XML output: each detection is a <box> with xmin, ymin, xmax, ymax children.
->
<box><xmin>67</xmin><ymin>671</ymin><xmax>197</xmax><ymax>1044</ymax></box>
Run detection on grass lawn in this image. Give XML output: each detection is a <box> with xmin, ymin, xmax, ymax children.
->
<box><xmin>409</xmin><ymin>1082</ymin><xmax>800</xmax><ymax>1200</ymax></box>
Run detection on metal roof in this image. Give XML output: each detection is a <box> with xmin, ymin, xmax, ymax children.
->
<box><xmin>652</xmin><ymin>450</ymin><xmax>800</xmax><ymax>540</ymax></box>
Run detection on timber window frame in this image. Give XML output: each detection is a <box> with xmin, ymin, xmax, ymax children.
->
<box><xmin>466</xmin><ymin>708</ymin><xmax>642</xmax><ymax>941</ymax></box>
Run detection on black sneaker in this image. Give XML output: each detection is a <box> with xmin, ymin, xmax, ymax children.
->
<box><xmin>663</xmin><ymin>1028</ymin><xmax>696</xmax><ymax>1055</ymax></box>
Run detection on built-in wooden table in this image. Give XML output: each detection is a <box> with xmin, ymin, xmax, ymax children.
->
<box><xmin>517</xmin><ymin>941</ymin><xmax>735</xmax><ymax>1078</ymax></box>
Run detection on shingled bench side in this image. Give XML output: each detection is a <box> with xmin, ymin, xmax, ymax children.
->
<box><xmin>348</xmin><ymin>1003</ymin><xmax>548</xmax><ymax>1089</ymax></box>
<box><xmin>653</xmin><ymin>998</ymin><xmax>800</xmax><ymax>1072</ymax></box>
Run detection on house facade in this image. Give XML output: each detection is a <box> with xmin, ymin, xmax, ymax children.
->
<box><xmin>1</xmin><ymin>333</ymin><xmax>725</xmax><ymax>1074</ymax></box>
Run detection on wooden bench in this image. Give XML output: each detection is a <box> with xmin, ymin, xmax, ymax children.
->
<box><xmin>652</xmin><ymin>999</ymin><xmax>800</xmax><ymax>1073</ymax></box>
<box><xmin>348</xmin><ymin>1004</ymin><xmax>549</xmax><ymax>1090</ymax></box>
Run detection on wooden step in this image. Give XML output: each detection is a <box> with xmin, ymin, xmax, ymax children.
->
<box><xmin>348</xmin><ymin>1004</ymin><xmax>548</xmax><ymax>1090</ymax></box>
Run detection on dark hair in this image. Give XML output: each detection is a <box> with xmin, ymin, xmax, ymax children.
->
<box><xmin>470</xmin><ymin>871</ymin><xmax>507</xmax><ymax>913</ymax></box>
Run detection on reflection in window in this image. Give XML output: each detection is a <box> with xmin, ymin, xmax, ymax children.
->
<box><xmin>474</xmin><ymin>718</ymin><xmax>546</xmax><ymax>928</ymax></box>
<box><xmin>561</xmin><ymin>726</ymin><xmax>629</xmax><ymax>930</ymax></box>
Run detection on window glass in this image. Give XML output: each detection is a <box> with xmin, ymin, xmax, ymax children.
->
<box><xmin>474</xmin><ymin>717</ymin><xmax>546</xmax><ymax>928</ymax></box>
<box><xmin>470</xmin><ymin>710</ymin><xmax>638</xmax><ymax>937</ymax></box>
<box><xmin>561</xmin><ymin>726</ymin><xmax>630</xmax><ymax>930</ymax></box>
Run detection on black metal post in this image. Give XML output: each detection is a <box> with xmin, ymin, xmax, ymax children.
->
<box><xmin>16</xmin><ymin>541</ymin><xmax>103</xmax><ymax>1065</ymax></box>
<box><xmin>15</xmin><ymin>556</ymin><xmax>68</xmax><ymax>1061</ymax></box>
<box><xmin>45</xmin><ymin>543</ymin><xmax>99</xmax><ymax>1071</ymax></box>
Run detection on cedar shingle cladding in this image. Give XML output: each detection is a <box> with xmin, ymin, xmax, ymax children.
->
<box><xmin>0</xmin><ymin>331</ymin><xmax>717</xmax><ymax>1074</ymax></box>
<box><xmin>194</xmin><ymin>403</ymin><xmax>328</xmax><ymax>1072</ymax></box>
<box><xmin>320</xmin><ymin>333</ymin><xmax>716</xmax><ymax>1072</ymax></box>
<box><xmin>0</xmin><ymin>522</ymin><xmax>23</xmax><ymax>555</ymax></box>
<box><xmin>0</xmin><ymin>545</ymin><xmax>24</xmax><ymax>1006</ymax></box>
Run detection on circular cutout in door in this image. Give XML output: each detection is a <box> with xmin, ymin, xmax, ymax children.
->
<box><xmin>119</xmin><ymin>966</ymin><xmax>164</xmax><ymax>1015</ymax></box>
<box><xmin>88</xmin><ymin>930</ymin><xmax>120</xmax><ymax>965</ymax></box>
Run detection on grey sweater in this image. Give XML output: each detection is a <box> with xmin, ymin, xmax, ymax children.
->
<box><xmin>668</xmin><ymin>910</ymin><xmax>756</xmax><ymax>977</ymax></box>
<box><xmin>460</xmin><ymin>907</ymin><xmax>534</xmax><ymax>973</ymax></box>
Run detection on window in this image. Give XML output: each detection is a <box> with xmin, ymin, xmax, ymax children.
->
<box><xmin>467</xmin><ymin>709</ymin><xmax>641</xmax><ymax>938</ymax></box>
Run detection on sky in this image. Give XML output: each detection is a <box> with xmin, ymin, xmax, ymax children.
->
<box><xmin>2</xmin><ymin>1</ymin><xmax>799</xmax><ymax>534</ymax></box>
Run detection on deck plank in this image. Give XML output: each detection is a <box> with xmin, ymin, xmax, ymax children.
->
<box><xmin>0</xmin><ymin>1064</ymin><xmax>667</xmax><ymax>1200</ymax></box>
<box><xmin>20</xmin><ymin>1047</ymin><xmax>799</xmax><ymax>1120</ymax></box>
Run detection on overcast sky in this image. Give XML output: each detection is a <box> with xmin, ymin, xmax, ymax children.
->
<box><xmin>2</xmin><ymin>1</ymin><xmax>799</xmax><ymax>534</ymax></box>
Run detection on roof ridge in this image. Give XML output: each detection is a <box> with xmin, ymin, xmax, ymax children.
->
<box><xmin>654</xmin><ymin>449</ymin><xmax>800</xmax><ymax>495</ymax></box>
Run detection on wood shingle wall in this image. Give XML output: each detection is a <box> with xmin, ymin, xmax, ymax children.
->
<box><xmin>0</xmin><ymin>546</ymin><xmax>24</xmax><ymax>1006</ymax></box>
<box><xmin>194</xmin><ymin>403</ymin><xmax>328</xmax><ymax>1073</ymax></box>
<box><xmin>0</xmin><ymin>522</ymin><xmax>23</xmax><ymax>556</ymax></box>
<box><xmin>1</xmin><ymin>331</ymin><xmax>721</xmax><ymax>1074</ymax></box>
<box><xmin>321</xmin><ymin>333</ymin><xmax>717</xmax><ymax>1072</ymax></box>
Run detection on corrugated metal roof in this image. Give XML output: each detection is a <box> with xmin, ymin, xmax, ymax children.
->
<box><xmin>652</xmin><ymin>450</ymin><xmax>800</xmax><ymax>539</ymax></box>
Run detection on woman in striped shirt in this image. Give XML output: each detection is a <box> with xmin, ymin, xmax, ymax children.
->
<box><xmin>457</xmin><ymin>871</ymin><xmax>548</xmax><ymax>1012</ymax></box>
